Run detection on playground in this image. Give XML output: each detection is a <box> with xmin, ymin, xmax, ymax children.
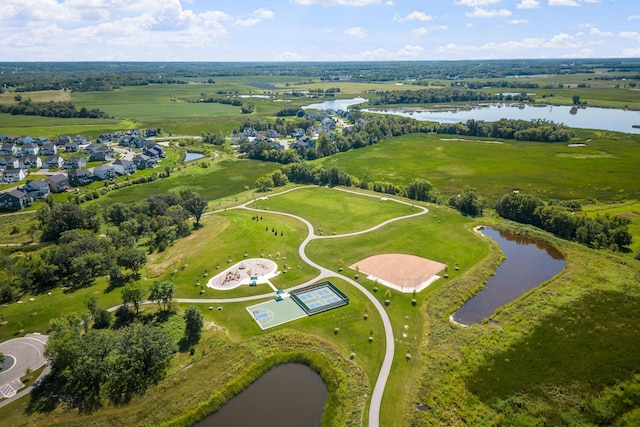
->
<box><xmin>207</xmin><ymin>258</ymin><xmax>279</xmax><ymax>291</ymax></box>
<box><xmin>351</xmin><ymin>254</ymin><xmax>447</xmax><ymax>293</ymax></box>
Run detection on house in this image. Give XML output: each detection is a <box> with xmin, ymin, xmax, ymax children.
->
<box><xmin>47</xmin><ymin>174</ymin><xmax>70</xmax><ymax>193</ymax></box>
<box><xmin>133</xmin><ymin>154</ymin><xmax>157</xmax><ymax>169</ymax></box>
<box><xmin>19</xmin><ymin>155</ymin><xmax>42</xmax><ymax>170</ymax></box>
<box><xmin>56</xmin><ymin>135</ymin><xmax>72</xmax><ymax>146</ymax></box>
<box><xmin>0</xmin><ymin>190</ymin><xmax>32</xmax><ymax>211</ymax></box>
<box><xmin>83</xmin><ymin>143</ymin><xmax>102</xmax><ymax>154</ymax></box>
<box><xmin>74</xmin><ymin>134</ymin><xmax>91</xmax><ymax>146</ymax></box>
<box><xmin>43</xmin><ymin>155</ymin><xmax>64</xmax><ymax>169</ymax></box>
<box><xmin>145</xmin><ymin>128</ymin><xmax>157</xmax><ymax>138</ymax></box>
<box><xmin>88</xmin><ymin>151</ymin><xmax>113</xmax><ymax>162</ymax></box>
<box><xmin>64</xmin><ymin>141</ymin><xmax>79</xmax><ymax>152</ymax></box>
<box><xmin>112</xmin><ymin>159</ymin><xmax>137</xmax><ymax>175</ymax></box>
<box><xmin>16</xmin><ymin>136</ymin><xmax>33</xmax><ymax>146</ymax></box>
<box><xmin>143</xmin><ymin>143</ymin><xmax>165</xmax><ymax>158</ymax></box>
<box><xmin>2</xmin><ymin>168</ymin><xmax>26</xmax><ymax>183</ymax></box>
<box><xmin>33</xmin><ymin>137</ymin><xmax>50</xmax><ymax>146</ymax></box>
<box><xmin>0</xmin><ymin>157</ymin><xmax>19</xmax><ymax>171</ymax></box>
<box><xmin>63</xmin><ymin>157</ymin><xmax>87</xmax><ymax>170</ymax></box>
<box><xmin>0</xmin><ymin>143</ymin><xmax>18</xmax><ymax>157</ymax></box>
<box><xmin>265</xmin><ymin>129</ymin><xmax>280</xmax><ymax>139</ymax></box>
<box><xmin>68</xmin><ymin>168</ymin><xmax>93</xmax><ymax>186</ymax></box>
<box><xmin>40</xmin><ymin>142</ymin><xmax>58</xmax><ymax>155</ymax></box>
<box><xmin>22</xmin><ymin>179</ymin><xmax>50</xmax><ymax>200</ymax></box>
<box><xmin>96</xmin><ymin>134</ymin><xmax>114</xmax><ymax>144</ymax></box>
<box><xmin>93</xmin><ymin>164</ymin><xmax>116</xmax><ymax>180</ymax></box>
<box><xmin>21</xmin><ymin>143</ymin><xmax>40</xmax><ymax>156</ymax></box>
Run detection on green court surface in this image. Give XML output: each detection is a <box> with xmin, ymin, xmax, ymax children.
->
<box><xmin>246</xmin><ymin>298</ymin><xmax>306</xmax><ymax>330</ymax></box>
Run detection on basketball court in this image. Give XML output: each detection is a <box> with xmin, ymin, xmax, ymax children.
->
<box><xmin>247</xmin><ymin>281</ymin><xmax>349</xmax><ymax>330</ymax></box>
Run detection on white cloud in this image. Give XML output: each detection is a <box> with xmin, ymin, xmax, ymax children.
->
<box><xmin>393</xmin><ymin>11</ymin><xmax>433</xmax><ymax>22</ymax></box>
<box><xmin>343</xmin><ymin>44</ymin><xmax>424</xmax><ymax>60</ymax></box>
<box><xmin>548</xmin><ymin>0</ymin><xmax>579</xmax><ymax>6</ymax></box>
<box><xmin>385</xmin><ymin>1</ymin><xmax>394</xmax><ymax>5</ymax></box>
<box><xmin>344</xmin><ymin>26</ymin><xmax>367</xmax><ymax>38</ymax></box>
<box><xmin>629</xmin><ymin>15</ymin><xmax>640</xmax><ymax>20</ymax></box>
<box><xmin>291</xmin><ymin>0</ymin><xmax>381</xmax><ymax>6</ymax></box>
<box><xmin>588</xmin><ymin>27</ymin><xmax>613</xmax><ymax>37</ymax></box>
<box><xmin>619</xmin><ymin>31</ymin><xmax>640</xmax><ymax>41</ymax></box>
<box><xmin>235</xmin><ymin>8</ymin><xmax>275</xmax><ymax>27</ymax></box>
<box><xmin>509</xmin><ymin>19</ymin><xmax>528</xmax><ymax>24</ymax></box>
<box><xmin>273</xmin><ymin>51</ymin><xmax>303</xmax><ymax>61</ymax></box>
<box><xmin>466</xmin><ymin>8</ymin><xmax>512</xmax><ymax>18</ymax></box>
<box><xmin>413</xmin><ymin>27</ymin><xmax>429</xmax><ymax>37</ymax></box>
<box><xmin>517</xmin><ymin>0</ymin><xmax>540</xmax><ymax>8</ymax></box>
<box><xmin>455</xmin><ymin>0</ymin><xmax>502</xmax><ymax>6</ymax></box>
<box><xmin>622</xmin><ymin>48</ymin><xmax>640</xmax><ymax>56</ymax></box>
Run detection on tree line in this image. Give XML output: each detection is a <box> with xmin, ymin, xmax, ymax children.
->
<box><xmin>437</xmin><ymin>118</ymin><xmax>573</xmax><ymax>142</ymax></box>
<box><xmin>495</xmin><ymin>192</ymin><xmax>632</xmax><ymax>251</ymax></box>
<box><xmin>0</xmin><ymin>190</ymin><xmax>208</xmax><ymax>303</ymax></box>
<box><xmin>0</xmin><ymin>99</ymin><xmax>109</xmax><ymax>118</ymax></box>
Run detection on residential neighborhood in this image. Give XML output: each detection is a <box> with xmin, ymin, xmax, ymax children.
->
<box><xmin>0</xmin><ymin>129</ymin><xmax>163</xmax><ymax>210</ymax></box>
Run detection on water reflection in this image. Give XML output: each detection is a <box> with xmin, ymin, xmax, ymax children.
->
<box><xmin>452</xmin><ymin>228</ymin><xmax>565</xmax><ymax>325</ymax></box>
<box><xmin>195</xmin><ymin>363</ymin><xmax>328</xmax><ymax>427</ymax></box>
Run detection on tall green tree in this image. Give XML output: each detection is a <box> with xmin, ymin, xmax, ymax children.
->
<box><xmin>183</xmin><ymin>305</ymin><xmax>204</xmax><ymax>345</ymax></box>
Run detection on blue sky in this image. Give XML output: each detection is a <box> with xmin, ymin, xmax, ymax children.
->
<box><xmin>1</xmin><ymin>0</ymin><xmax>638</xmax><ymax>61</ymax></box>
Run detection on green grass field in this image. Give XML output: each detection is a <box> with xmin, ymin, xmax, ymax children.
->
<box><xmin>250</xmin><ymin>186</ymin><xmax>416</xmax><ymax>234</ymax></box>
<box><xmin>315</xmin><ymin>130</ymin><xmax>640</xmax><ymax>204</ymax></box>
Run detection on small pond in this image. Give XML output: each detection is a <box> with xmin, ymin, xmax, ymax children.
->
<box><xmin>195</xmin><ymin>363</ymin><xmax>328</xmax><ymax>427</ymax></box>
<box><xmin>184</xmin><ymin>152</ymin><xmax>205</xmax><ymax>162</ymax></box>
<box><xmin>452</xmin><ymin>228</ymin><xmax>565</xmax><ymax>326</ymax></box>
<box><xmin>302</xmin><ymin>97</ymin><xmax>367</xmax><ymax>111</ymax></box>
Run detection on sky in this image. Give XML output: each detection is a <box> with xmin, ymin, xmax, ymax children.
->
<box><xmin>1</xmin><ymin>0</ymin><xmax>639</xmax><ymax>62</ymax></box>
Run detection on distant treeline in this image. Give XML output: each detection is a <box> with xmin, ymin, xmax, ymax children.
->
<box><xmin>370</xmin><ymin>88</ymin><xmax>534</xmax><ymax>105</ymax></box>
<box><xmin>0</xmin><ymin>100</ymin><xmax>110</xmax><ymax>118</ymax></box>
<box><xmin>2</xmin><ymin>59</ymin><xmax>639</xmax><ymax>92</ymax></box>
<box><xmin>2</xmin><ymin>75</ymin><xmax>189</xmax><ymax>93</ymax></box>
<box><xmin>496</xmin><ymin>192</ymin><xmax>632</xmax><ymax>251</ymax></box>
<box><xmin>437</xmin><ymin>119</ymin><xmax>573</xmax><ymax>142</ymax></box>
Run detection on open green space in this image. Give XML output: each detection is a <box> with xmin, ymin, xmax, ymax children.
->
<box><xmin>0</xmin><ymin>113</ymin><xmax>133</xmax><ymax>139</ymax></box>
<box><xmin>315</xmin><ymin>130</ymin><xmax>640</xmax><ymax>204</ymax></box>
<box><xmin>145</xmin><ymin>209</ymin><xmax>317</xmax><ymax>297</ymax></box>
<box><xmin>97</xmin><ymin>156</ymin><xmax>279</xmax><ymax>204</ymax></box>
<box><xmin>250</xmin><ymin>186</ymin><xmax>416</xmax><ymax>235</ymax></box>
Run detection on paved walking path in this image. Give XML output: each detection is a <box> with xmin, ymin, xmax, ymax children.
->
<box><xmin>108</xmin><ymin>185</ymin><xmax>428</xmax><ymax>426</ymax></box>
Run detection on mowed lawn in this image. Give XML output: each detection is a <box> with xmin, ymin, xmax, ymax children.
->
<box><xmin>98</xmin><ymin>157</ymin><xmax>279</xmax><ymax>204</ymax></box>
<box><xmin>305</xmin><ymin>205</ymin><xmax>488</xmax><ymax>281</ymax></box>
<box><xmin>315</xmin><ymin>130</ymin><xmax>640</xmax><ymax>203</ymax></box>
<box><xmin>145</xmin><ymin>210</ymin><xmax>318</xmax><ymax>298</ymax></box>
<box><xmin>250</xmin><ymin>186</ymin><xmax>417</xmax><ymax>235</ymax></box>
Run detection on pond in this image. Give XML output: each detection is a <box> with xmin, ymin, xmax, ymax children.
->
<box><xmin>184</xmin><ymin>152</ymin><xmax>204</xmax><ymax>162</ymax></box>
<box><xmin>365</xmin><ymin>103</ymin><xmax>640</xmax><ymax>134</ymax></box>
<box><xmin>302</xmin><ymin>97</ymin><xmax>367</xmax><ymax>111</ymax></box>
<box><xmin>452</xmin><ymin>228</ymin><xmax>565</xmax><ymax>326</ymax></box>
<box><xmin>195</xmin><ymin>363</ymin><xmax>328</xmax><ymax>427</ymax></box>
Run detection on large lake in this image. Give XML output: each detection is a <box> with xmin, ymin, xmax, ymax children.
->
<box><xmin>302</xmin><ymin>97</ymin><xmax>640</xmax><ymax>134</ymax></box>
<box><xmin>195</xmin><ymin>363</ymin><xmax>328</xmax><ymax>427</ymax></box>
<box><xmin>452</xmin><ymin>228</ymin><xmax>565</xmax><ymax>326</ymax></box>
<box><xmin>365</xmin><ymin>103</ymin><xmax>640</xmax><ymax>134</ymax></box>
